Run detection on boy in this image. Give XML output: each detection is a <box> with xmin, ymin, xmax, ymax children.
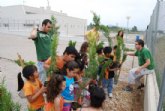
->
<box><xmin>102</xmin><ymin>46</ymin><xmax>119</xmax><ymax>98</ymax></box>
<box><xmin>44</xmin><ymin>46</ymin><xmax>78</xmax><ymax>75</ymax></box>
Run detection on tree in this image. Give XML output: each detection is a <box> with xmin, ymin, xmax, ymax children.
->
<box><xmin>131</xmin><ymin>26</ymin><xmax>138</xmax><ymax>32</ymax></box>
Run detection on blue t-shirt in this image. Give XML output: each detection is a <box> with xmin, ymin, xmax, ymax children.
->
<box><xmin>62</xmin><ymin>76</ymin><xmax>75</xmax><ymax>101</ymax></box>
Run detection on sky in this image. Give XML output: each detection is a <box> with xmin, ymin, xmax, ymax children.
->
<box><xmin>0</xmin><ymin>0</ymin><xmax>157</xmax><ymax>30</ymax></box>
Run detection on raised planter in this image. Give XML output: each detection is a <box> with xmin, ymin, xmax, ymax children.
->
<box><xmin>144</xmin><ymin>71</ymin><xmax>159</xmax><ymax>111</ymax></box>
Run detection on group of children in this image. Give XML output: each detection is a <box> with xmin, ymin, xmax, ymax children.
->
<box><xmin>17</xmin><ymin>42</ymin><xmax>120</xmax><ymax>111</ymax></box>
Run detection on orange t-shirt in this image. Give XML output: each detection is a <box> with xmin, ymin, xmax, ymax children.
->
<box><xmin>44</xmin><ymin>97</ymin><xmax>64</xmax><ymax>111</ymax></box>
<box><xmin>23</xmin><ymin>79</ymin><xmax>45</xmax><ymax>110</ymax></box>
<box><xmin>45</xmin><ymin>56</ymin><xmax>64</xmax><ymax>70</ymax></box>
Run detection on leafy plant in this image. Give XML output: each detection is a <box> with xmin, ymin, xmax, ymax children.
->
<box><xmin>100</xmin><ymin>25</ymin><xmax>112</xmax><ymax>47</ymax></box>
<box><xmin>49</xmin><ymin>15</ymin><xmax>59</xmax><ymax>38</ymax></box>
<box><xmin>91</xmin><ymin>11</ymin><xmax>101</xmax><ymax>31</ymax></box>
<box><xmin>68</xmin><ymin>40</ymin><xmax>77</xmax><ymax>47</ymax></box>
<box><xmin>14</xmin><ymin>59</ymin><xmax>35</xmax><ymax>67</ymax></box>
<box><xmin>47</xmin><ymin>15</ymin><xmax>59</xmax><ymax>77</ymax></box>
<box><xmin>114</xmin><ymin>36</ymin><xmax>127</xmax><ymax>84</ymax></box>
<box><xmin>98</xmin><ymin>59</ymin><xmax>112</xmax><ymax>85</ymax></box>
<box><xmin>96</xmin><ymin>41</ymin><xmax>104</xmax><ymax>51</ymax></box>
<box><xmin>0</xmin><ymin>78</ymin><xmax>21</xmax><ymax>111</ymax></box>
<box><xmin>89</xmin><ymin>12</ymin><xmax>112</xmax><ymax>47</ymax></box>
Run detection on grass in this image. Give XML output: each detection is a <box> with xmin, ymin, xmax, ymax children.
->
<box><xmin>0</xmin><ymin>78</ymin><xmax>21</xmax><ymax>111</ymax></box>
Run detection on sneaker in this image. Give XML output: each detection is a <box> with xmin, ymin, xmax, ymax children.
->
<box><xmin>137</xmin><ymin>83</ymin><xmax>144</xmax><ymax>89</ymax></box>
<box><xmin>109</xmin><ymin>93</ymin><xmax>113</xmax><ymax>98</ymax></box>
<box><xmin>123</xmin><ymin>86</ymin><xmax>133</xmax><ymax>92</ymax></box>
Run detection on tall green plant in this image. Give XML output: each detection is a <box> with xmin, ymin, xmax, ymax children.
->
<box><xmin>47</xmin><ymin>15</ymin><xmax>59</xmax><ymax>77</ymax></box>
<box><xmin>100</xmin><ymin>25</ymin><xmax>112</xmax><ymax>47</ymax></box>
<box><xmin>49</xmin><ymin>15</ymin><xmax>59</xmax><ymax>38</ymax></box>
<box><xmin>91</xmin><ymin>12</ymin><xmax>101</xmax><ymax>31</ymax></box>
<box><xmin>90</xmin><ymin>12</ymin><xmax>112</xmax><ymax>47</ymax></box>
<box><xmin>114</xmin><ymin>36</ymin><xmax>127</xmax><ymax>84</ymax></box>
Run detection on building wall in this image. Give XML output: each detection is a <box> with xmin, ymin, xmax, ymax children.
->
<box><xmin>0</xmin><ymin>5</ymin><xmax>87</xmax><ymax>37</ymax></box>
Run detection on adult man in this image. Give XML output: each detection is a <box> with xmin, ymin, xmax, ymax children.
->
<box><xmin>29</xmin><ymin>19</ymin><xmax>52</xmax><ymax>83</ymax></box>
<box><xmin>123</xmin><ymin>39</ymin><xmax>154</xmax><ymax>91</ymax></box>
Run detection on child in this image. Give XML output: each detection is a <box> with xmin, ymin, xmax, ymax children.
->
<box><xmin>61</xmin><ymin>61</ymin><xmax>79</xmax><ymax>111</ymax></box>
<box><xmin>17</xmin><ymin>65</ymin><xmax>46</xmax><ymax>111</ymax></box>
<box><xmin>96</xmin><ymin>47</ymin><xmax>104</xmax><ymax>81</ymax></box>
<box><xmin>44</xmin><ymin>74</ymin><xmax>66</xmax><ymax>111</ymax></box>
<box><xmin>79</xmin><ymin>42</ymin><xmax>89</xmax><ymax>69</ymax></box>
<box><xmin>44</xmin><ymin>46</ymin><xmax>78</xmax><ymax>75</ymax></box>
<box><xmin>103</xmin><ymin>46</ymin><xmax>119</xmax><ymax>98</ymax></box>
<box><xmin>76</xmin><ymin>85</ymin><xmax>105</xmax><ymax>111</ymax></box>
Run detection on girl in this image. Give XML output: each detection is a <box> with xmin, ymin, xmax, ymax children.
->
<box><xmin>45</xmin><ymin>74</ymin><xmax>66</xmax><ymax>111</ymax></box>
<box><xmin>62</xmin><ymin>61</ymin><xmax>79</xmax><ymax>111</ymax></box>
<box><xmin>17</xmin><ymin>65</ymin><xmax>46</xmax><ymax>111</ymax></box>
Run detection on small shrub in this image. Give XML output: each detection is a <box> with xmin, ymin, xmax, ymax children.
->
<box><xmin>0</xmin><ymin>78</ymin><xmax>21</xmax><ymax>111</ymax></box>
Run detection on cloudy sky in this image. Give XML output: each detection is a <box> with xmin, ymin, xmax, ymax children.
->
<box><xmin>0</xmin><ymin>0</ymin><xmax>157</xmax><ymax>30</ymax></box>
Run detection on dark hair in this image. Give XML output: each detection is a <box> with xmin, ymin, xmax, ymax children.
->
<box><xmin>113</xmin><ymin>45</ymin><xmax>117</xmax><ymax>50</ymax></box>
<box><xmin>63</xmin><ymin>46</ymin><xmax>78</xmax><ymax>57</ymax></box>
<box><xmin>90</xmin><ymin>86</ymin><xmax>105</xmax><ymax>108</ymax></box>
<box><xmin>97</xmin><ymin>48</ymin><xmax>103</xmax><ymax>55</ymax></box>
<box><xmin>76</xmin><ymin>59</ymin><xmax>85</xmax><ymax>71</ymax></box>
<box><xmin>47</xmin><ymin>74</ymin><xmax>65</xmax><ymax>102</ymax></box>
<box><xmin>66</xmin><ymin>61</ymin><xmax>79</xmax><ymax>71</ymax></box>
<box><xmin>117</xmin><ymin>30</ymin><xmax>124</xmax><ymax>38</ymax></box>
<box><xmin>42</xmin><ymin>19</ymin><xmax>52</xmax><ymax>26</ymax></box>
<box><xmin>80</xmin><ymin>42</ymin><xmax>88</xmax><ymax>53</ymax></box>
<box><xmin>136</xmin><ymin>39</ymin><xmax>144</xmax><ymax>47</ymax></box>
<box><xmin>103</xmin><ymin>46</ymin><xmax>112</xmax><ymax>55</ymax></box>
<box><xmin>17</xmin><ymin>65</ymin><xmax>37</xmax><ymax>91</ymax></box>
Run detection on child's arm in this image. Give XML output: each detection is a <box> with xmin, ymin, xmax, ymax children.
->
<box><xmin>26</xmin><ymin>86</ymin><xmax>46</xmax><ymax>103</ymax></box>
<box><xmin>108</xmin><ymin>68</ymin><xmax>119</xmax><ymax>71</ymax></box>
<box><xmin>54</xmin><ymin>97</ymin><xmax>61</xmax><ymax>111</ymax></box>
<box><xmin>44</xmin><ymin>58</ymin><xmax>51</xmax><ymax>70</ymax></box>
<box><xmin>64</xmin><ymin>99</ymin><xmax>75</xmax><ymax>103</ymax></box>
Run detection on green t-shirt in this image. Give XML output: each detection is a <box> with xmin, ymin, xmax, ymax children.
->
<box><xmin>135</xmin><ymin>47</ymin><xmax>154</xmax><ymax>70</ymax></box>
<box><xmin>33</xmin><ymin>31</ymin><xmax>51</xmax><ymax>61</ymax></box>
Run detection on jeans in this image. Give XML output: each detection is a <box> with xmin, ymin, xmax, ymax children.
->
<box><xmin>128</xmin><ymin>67</ymin><xmax>154</xmax><ymax>85</ymax></box>
<box><xmin>102</xmin><ymin>78</ymin><xmax>113</xmax><ymax>94</ymax></box>
<box><xmin>37</xmin><ymin>61</ymin><xmax>46</xmax><ymax>84</ymax></box>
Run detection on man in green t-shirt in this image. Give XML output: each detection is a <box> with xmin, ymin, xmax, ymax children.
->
<box><xmin>123</xmin><ymin>39</ymin><xmax>154</xmax><ymax>92</ymax></box>
<box><xmin>29</xmin><ymin>19</ymin><xmax>52</xmax><ymax>83</ymax></box>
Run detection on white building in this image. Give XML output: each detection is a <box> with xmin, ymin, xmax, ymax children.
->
<box><xmin>0</xmin><ymin>5</ymin><xmax>87</xmax><ymax>37</ymax></box>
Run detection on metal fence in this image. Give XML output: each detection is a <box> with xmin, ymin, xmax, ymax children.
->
<box><xmin>145</xmin><ymin>1</ymin><xmax>165</xmax><ymax>111</ymax></box>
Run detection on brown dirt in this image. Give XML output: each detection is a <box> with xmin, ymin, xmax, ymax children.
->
<box><xmin>103</xmin><ymin>81</ymin><xmax>144</xmax><ymax>111</ymax></box>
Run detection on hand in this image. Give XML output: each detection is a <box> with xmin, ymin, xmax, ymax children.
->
<box><xmin>40</xmin><ymin>86</ymin><xmax>47</xmax><ymax>93</ymax></box>
<box><xmin>116</xmin><ymin>68</ymin><xmax>120</xmax><ymax>70</ymax></box>
<box><xmin>135</xmin><ymin>68</ymin><xmax>141</xmax><ymax>75</ymax></box>
<box><xmin>29</xmin><ymin>28</ymin><xmax>37</xmax><ymax>39</ymax></box>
